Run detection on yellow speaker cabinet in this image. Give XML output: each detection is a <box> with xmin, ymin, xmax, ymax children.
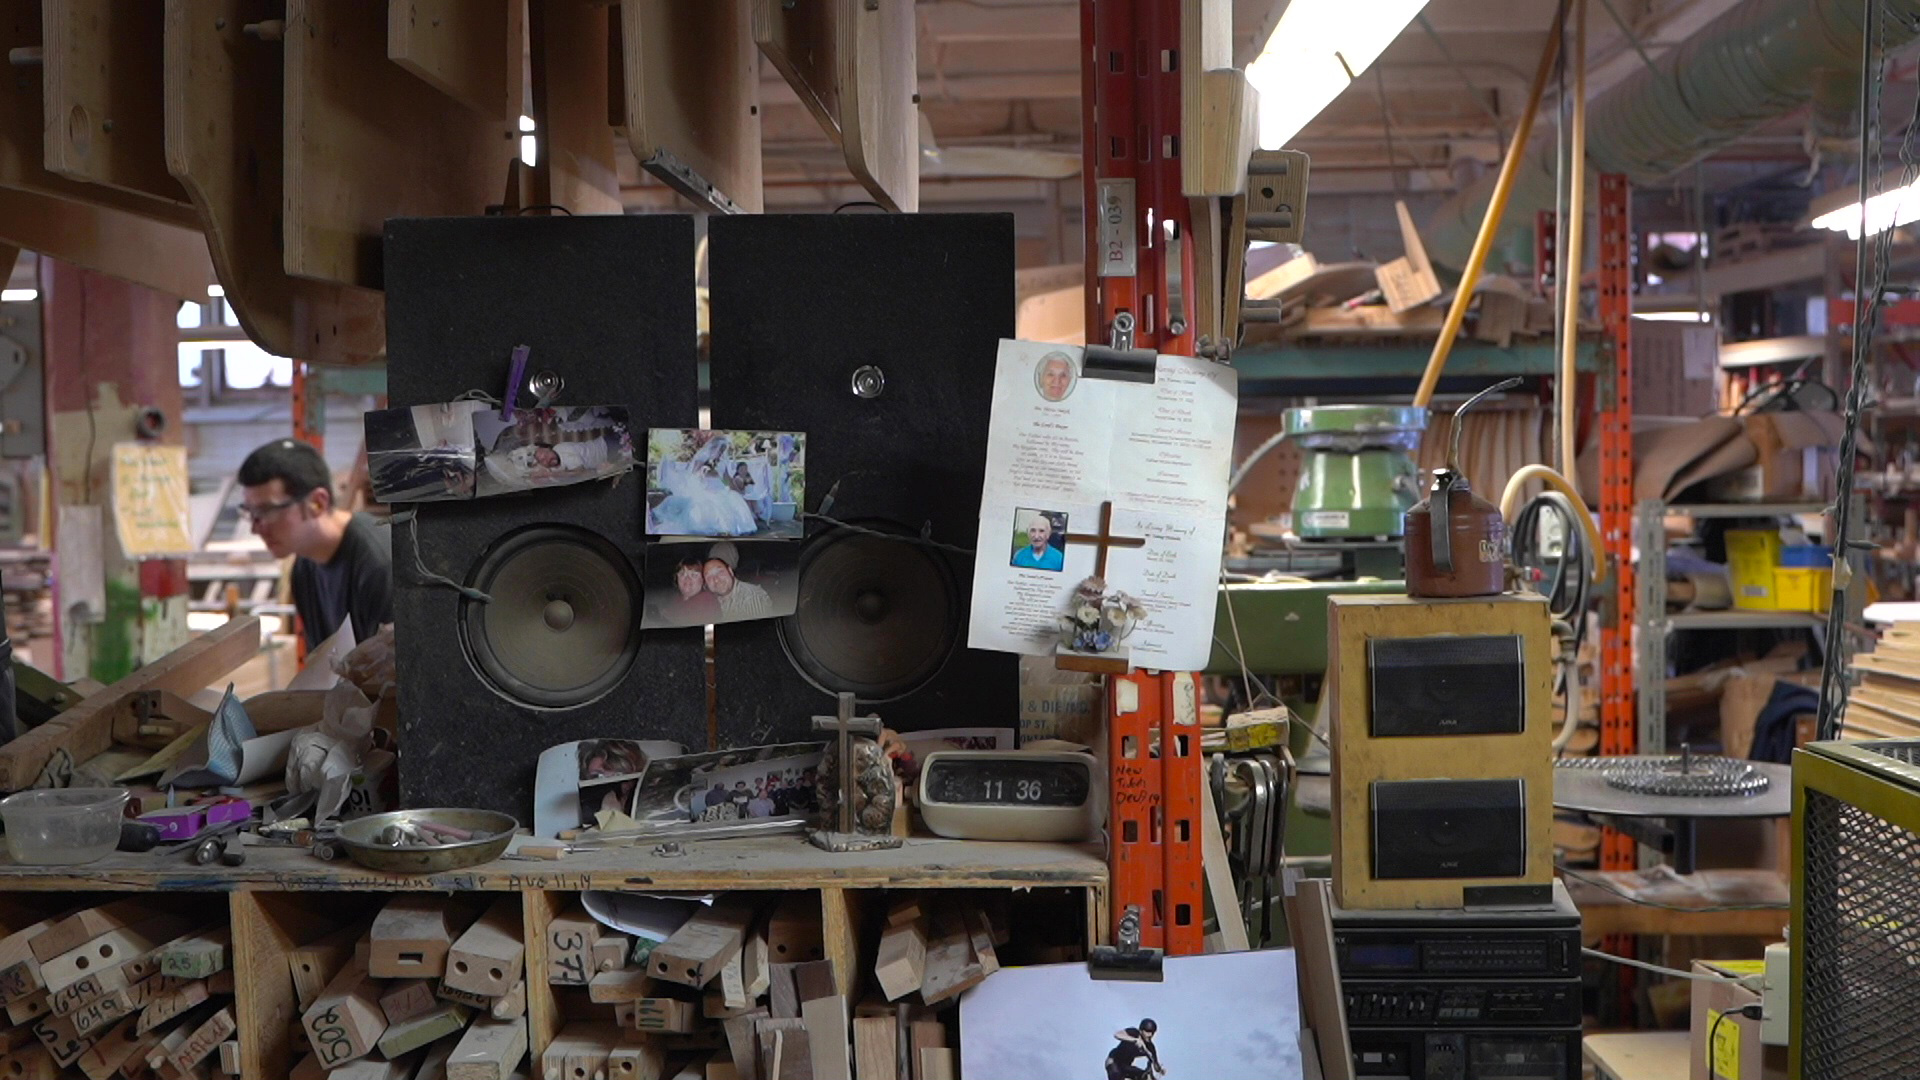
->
<box><xmin>1328</xmin><ymin>592</ymin><xmax>1554</xmax><ymax>909</ymax></box>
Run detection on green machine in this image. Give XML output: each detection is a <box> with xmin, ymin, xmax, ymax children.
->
<box><xmin>1283</xmin><ymin>405</ymin><xmax>1427</xmax><ymax>540</ymax></box>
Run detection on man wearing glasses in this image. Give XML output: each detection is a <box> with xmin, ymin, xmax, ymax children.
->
<box><xmin>238</xmin><ymin>439</ymin><xmax>393</xmax><ymax>649</ymax></box>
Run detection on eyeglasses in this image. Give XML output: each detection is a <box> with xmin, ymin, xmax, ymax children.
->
<box><xmin>238</xmin><ymin>498</ymin><xmax>298</xmax><ymax>522</ymax></box>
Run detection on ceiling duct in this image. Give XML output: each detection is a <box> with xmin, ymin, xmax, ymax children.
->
<box><xmin>1424</xmin><ymin>0</ymin><xmax>1920</xmax><ymax>270</ymax></box>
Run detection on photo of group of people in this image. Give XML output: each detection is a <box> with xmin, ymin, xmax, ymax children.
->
<box><xmin>646</xmin><ymin>429</ymin><xmax>805</xmax><ymax>540</ymax></box>
<box><xmin>627</xmin><ymin>743</ymin><xmax>827</xmax><ymax>827</ymax></box>
<box><xmin>364</xmin><ymin>401</ymin><xmax>635</xmax><ymax>503</ymax></box>
<box><xmin>640</xmin><ymin>540</ymin><xmax>800</xmax><ymax>629</ymax></box>
<box><xmin>1010</xmin><ymin>507</ymin><xmax>1069</xmax><ymax>572</ymax></box>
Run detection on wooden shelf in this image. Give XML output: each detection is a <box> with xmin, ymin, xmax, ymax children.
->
<box><xmin>1664</xmin><ymin>610</ymin><xmax>1825</xmax><ymax>632</ymax></box>
<box><xmin>0</xmin><ymin>835</ymin><xmax>1108</xmax><ymax>893</ymax></box>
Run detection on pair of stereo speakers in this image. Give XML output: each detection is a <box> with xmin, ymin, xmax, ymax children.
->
<box><xmin>1328</xmin><ymin>592</ymin><xmax>1555</xmax><ymax>910</ymax></box>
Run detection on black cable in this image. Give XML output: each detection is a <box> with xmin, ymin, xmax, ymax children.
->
<box><xmin>1708</xmin><ymin>1011</ymin><xmax>1729</xmax><ymax>1079</ymax></box>
<box><xmin>1512</xmin><ymin>491</ymin><xmax>1592</xmax><ymax>651</ymax></box>
<box><xmin>513</xmin><ymin>204</ymin><xmax>573</xmax><ymax>216</ymax></box>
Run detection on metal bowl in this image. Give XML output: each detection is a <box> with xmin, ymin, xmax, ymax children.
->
<box><xmin>335</xmin><ymin>808</ymin><xmax>518</xmax><ymax>875</ymax></box>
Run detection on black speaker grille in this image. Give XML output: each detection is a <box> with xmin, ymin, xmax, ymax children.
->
<box><xmin>460</xmin><ymin>526</ymin><xmax>642</xmax><ymax>709</ymax></box>
<box><xmin>1372</xmin><ymin>778</ymin><xmax>1527</xmax><ymax>879</ymax></box>
<box><xmin>778</xmin><ymin>525</ymin><xmax>960</xmax><ymax>702</ymax></box>
<box><xmin>1369</xmin><ymin>635</ymin><xmax>1526</xmax><ymax>737</ymax></box>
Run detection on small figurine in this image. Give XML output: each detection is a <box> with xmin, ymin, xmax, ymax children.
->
<box><xmin>1056</xmin><ymin>576</ymin><xmax>1147</xmax><ymax>655</ymax></box>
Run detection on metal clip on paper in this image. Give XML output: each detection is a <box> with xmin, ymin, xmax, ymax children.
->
<box><xmin>1089</xmin><ymin>904</ymin><xmax>1164</xmax><ymax>982</ymax></box>
<box><xmin>1083</xmin><ymin>312</ymin><xmax>1158</xmax><ymax>385</ymax></box>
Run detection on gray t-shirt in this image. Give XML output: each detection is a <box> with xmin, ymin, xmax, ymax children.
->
<box><xmin>290</xmin><ymin>512</ymin><xmax>393</xmax><ymax>648</ymax></box>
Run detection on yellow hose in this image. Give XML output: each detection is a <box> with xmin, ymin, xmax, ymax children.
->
<box><xmin>1501</xmin><ymin>464</ymin><xmax>1606</xmax><ymax>585</ymax></box>
<box><xmin>1558</xmin><ymin>0</ymin><xmax>1588</xmax><ymax>475</ymax></box>
<box><xmin>1413</xmin><ymin>4</ymin><xmax>1567</xmax><ymax>408</ymax></box>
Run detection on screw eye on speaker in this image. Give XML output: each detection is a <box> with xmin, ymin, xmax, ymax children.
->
<box><xmin>459</xmin><ymin>525</ymin><xmax>643</xmax><ymax>709</ymax></box>
<box><xmin>777</xmin><ymin>523</ymin><xmax>962</xmax><ymax>703</ymax></box>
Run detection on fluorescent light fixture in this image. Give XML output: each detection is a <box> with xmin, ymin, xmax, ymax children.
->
<box><xmin>520</xmin><ymin>134</ymin><xmax>537</xmax><ymax>167</ymax></box>
<box><xmin>1246</xmin><ymin>0</ymin><xmax>1431</xmax><ymax>149</ymax></box>
<box><xmin>0</xmin><ymin>289</ymin><xmax>34</xmax><ymax>302</ymax></box>
<box><xmin>207</xmin><ymin>284</ymin><xmax>225</xmax><ymax>298</ymax></box>
<box><xmin>519</xmin><ymin>114</ymin><xmax>535</xmax><ymax>133</ymax></box>
<box><xmin>1808</xmin><ymin>173</ymin><xmax>1920</xmax><ymax>239</ymax></box>
<box><xmin>1631</xmin><ymin>311</ymin><xmax>1713</xmax><ymax>323</ymax></box>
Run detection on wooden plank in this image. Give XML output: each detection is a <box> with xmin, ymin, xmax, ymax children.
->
<box><xmin>905</xmin><ymin>1022</ymin><xmax>940</xmax><ymax>1080</ymax></box>
<box><xmin>387</xmin><ymin>0</ymin><xmax>512</xmax><ymax>118</ymax></box>
<box><xmin>0</xmin><ymin>909</ymin><xmax>79</xmax><ymax>1004</ymax></box>
<box><xmin>156</xmin><ymin>928</ymin><xmax>229</xmax><ymax>981</ymax></box>
<box><xmin>48</xmin><ymin>957</ymin><xmax>142</xmax><ymax>1016</ymax></box>
<box><xmin>620</xmin><ymin>0</ymin><xmax>763</xmax><ymax>214</ymax></box>
<box><xmin>31</xmin><ymin>1009</ymin><xmax>94</xmax><ymax>1068</ymax></box>
<box><xmin>74</xmin><ymin>1014</ymin><xmax>144</xmax><ymax>1080</ymax></box>
<box><xmin>833</xmin><ymin>0</ymin><xmax>915</xmax><ymax>212</ymax></box>
<box><xmin>166</xmin><ymin>1005</ymin><xmax>234</xmax><ymax>1075</ymax></box>
<box><xmin>328</xmin><ymin>1056</ymin><xmax>417</xmax><ymax>1080</ymax></box>
<box><xmin>282</xmin><ymin>0</ymin><xmax>514</xmax><ymax>288</ymax></box>
<box><xmin>528</xmin><ymin>0</ymin><xmax>622</xmax><ymax>215</ymax></box>
<box><xmin>588</xmin><ymin>970</ymin><xmax>653</xmax><ymax>1004</ymax></box>
<box><xmin>608</xmin><ymin>1040</ymin><xmax>666</xmax><ymax>1080</ymax></box>
<box><xmin>0</xmin><ymin>615</ymin><xmax>259</xmax><ymax>793</ymax></box>
<box><xmin>818</xmin><ymin>889</ymin><xmax>864</xmax><ymax>1001</ymax></box>
<box><xmin>5</xmin><ymin>988</ymin><xmax>49</xmax><ymax>1024</ymax></box>
<box><xmin>40</xmin><ymin>913</ymin><xmax>194</xmax><ymax>993</ymax></box>
<box><xmin>491</xmin><ymin>979</ymin><xmax>525</xmax><ymax>1021</ymax></box>
<box><xmin>1198</xmin><ymin>779</ymin><xmax>1250</xmax><ymax>952</ymax></box>
<box><xmin>799</xmin><ymin>995</ymin><xmax>850</xmax><ymax>1080</ymax></box>
<box><xmin>851</xmin><ymin>1016</ymin><xmax>894</xmax><ymax>1080</ymax></box>
<box><xmin>41</xmin><ymin>0</ymin><xmax>192</xmax><ymax>206</ymax></box>
<box><xmin>540</xmin><ymin>1022</ymin><xmax>622</xmax><ymax>1080</ymax></box>
<box><xmin>752</xmin><ymin>0</ymin><xmax>839</xmax><ymax>146</ymax></box>
<box><xmin>632</xmin><ymin>998</ymin><xmax>694</xmax><ymax>1034</ymax></box>
<box><xmin>162</xmin><ymin>0</ymin><xmax>385</xmax><ymax>364</ymax></box>
<box><xmin>650</xmin><ymin>897</ymin><xmax>757</xmax><ymax>989</ymax></box>
<box><xmin>0</xmin><ymin>0</ymin><xmax>198</xmax><ymax>227</ymax></box>
<box><xmin>767</xmin><ymin>964</ymin><xmax>798</xmax><ymax>1020</ymax></box>
<box><xmin>871</xmin><ymin>916</ymin><xmax>923</xmax><ymax>1004</ymax></box>
<box><xmin>217</xmin><ymin>1039</ymin><xmax>239</xmax><ymax>1075</ymax></box>
<box><xmin>30</xmin><ymin>899</ymin><xmax>156</xmax><ymax>964</ymax></box>
<box><xmin>914</xmin><ymin>916</ymin><xmax>981</xmax><ymax>1007</ymax></box>
<box><xmin>300</xmin><ymin>958</ymin><xmax>385</xmax><ymax>1069</ymax></box>
<box><xmin>723</xmin><ymin>1009</ymin><xmax>767</xmax><ymax>1080</ymax></box>
<box><xmin>545</xmin><ymin>907</ymin><xmax>600</xmax><ymax>988</ymax></box>
<box><xmin>3</xmin><ymin>1041</ymin><xmax>56</xmax><ymax>1080</ymax></box>
<box><xmin>766</xmin><ymin>897</ymin><xmax>823</xmax><ymax>966</ymax></box>
<box><xmin>371</xmin><ymin>895</ymin><xmax>463</xmax><ymax>980</ymax></box>
<box><xmin>916</xmin><ymin>1049</ymin><xmax>953</xmax><ymax>1080</ymax></box>
<box><xmin>518</xmin><ymin>889</ymin><xmax>562</xmax><ymax>1070</ymax></box>
<box><xmin>67</xmin><ymin>973</ymin><xmax>169</xmax><ymax>1040</ymax></box>
<box><xmin>379</xmin><ymin>979</ymin><xmax>438</xmax><ymax>1026</ymax></box>
<box><xmin>288</xmin><ymin>925</ymin><xmax>359</xmax><ymax>1013</ymax></box>
<box><xmin>375</xmin><ymin>1002</ymin><xmax>470</xmax><ymax>1059</ymax></box>
<box><xmin>446</xmin><ymin>1016</ymin><xmax>528</xmax><ymax>1080</ymax></box>
<box><xmin>136</xmin><ymin>978</ymin><xmax>208</xmax><ymax>1034</ymax></box>
<box><xmin>0</xmin><ymin>185</ymin><xmax>213</xmax><ymax>301</ymax></box>
<box><xmin>756</xmin><ymin>1019</ymin><xmax>809</xmax><ymax>1080</ymax></box>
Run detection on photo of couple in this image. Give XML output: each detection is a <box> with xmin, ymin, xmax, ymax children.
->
<box><xmin>640</xmin><ymin>540</ymin><xmax>800</xmax><ymax>629</ymax></box>
<box><xmin>646</xmin><ymin>429</ymin><xmax>805</xmax><ymax>540</ymax></box>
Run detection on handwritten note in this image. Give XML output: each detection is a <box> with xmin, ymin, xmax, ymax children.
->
<box><xmin>109</xmin><ymin>443</ymin><xmax>192</xmax><ymax>557</ymax></box>
<box><xmin>968</xmin><ymin>341</ymin><xmax>1237</xmax><ymax>669</ymax></box>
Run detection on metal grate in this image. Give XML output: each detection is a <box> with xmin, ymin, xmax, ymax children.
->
<box><xmin>1857</xmin><ymin>740</ymin><xmax>1920</xmax><ymax>768</ymax></box>
<box><xmin>1801</xmin><ymin>789</ymin><xmax>1920</xmax><ymax>1079</ymax></box>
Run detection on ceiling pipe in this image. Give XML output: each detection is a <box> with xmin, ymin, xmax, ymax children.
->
<box><xmin>1424</xmin><ymin>0</ymin><xmax>1920</xmax><ymax>270</ymax></box>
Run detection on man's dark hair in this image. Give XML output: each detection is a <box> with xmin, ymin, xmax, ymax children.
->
<box><xmin>239</xmin><ymin>439</ymin><xmax>333</xmax><ymax>500</ymax></box>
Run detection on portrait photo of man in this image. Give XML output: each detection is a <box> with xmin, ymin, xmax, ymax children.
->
<box><xmin>1011</xmin><ymin>508</ymin><xmax>1067</xmax><ymax>572</ymax></box>
<box><xmin>1035</xmin><ymin>351</ymin><xmax>1078</xmax><ymax>402</ymax></box>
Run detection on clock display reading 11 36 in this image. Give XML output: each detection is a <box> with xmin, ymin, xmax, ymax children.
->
<box><xmin>917</xmin><ymin>751</ymin><xmax>1103</xmax><ymax>842</ymax></box>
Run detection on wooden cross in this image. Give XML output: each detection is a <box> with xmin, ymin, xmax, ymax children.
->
<box><xmin>1063</xmin><ymin>501</ymin><xmax>1146</xmax><ymax>578</ymax></box>
<box><xmin>810</xmin><ymin>692</ymin><xmax>884</xmax><ymax>835</ymax></box>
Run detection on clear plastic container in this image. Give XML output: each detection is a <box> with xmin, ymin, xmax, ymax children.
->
<box><xmin>0</xmin><ymin>788</ymin><xmax>129</xmax><ymax>865</ymax></box>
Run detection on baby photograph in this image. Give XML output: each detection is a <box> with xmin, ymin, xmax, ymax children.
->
<box><xmin>646</xmin><ymin>429</ymin><xmax>805</xmax><ymax>540</ymax></box>
<box><xmin>472</xmin><ymin>405</ymin><xmax>635</xmax><ymax>498</ymax></box>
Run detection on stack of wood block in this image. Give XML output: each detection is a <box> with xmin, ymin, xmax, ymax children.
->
<box><xmin>1844</xmin><ymin>622</ymin><xmax>1920</xmax><ymax>739</ymax></box>
<box><xmin>0</xmin><ymin>898</ymin><xmax>238</xmax><ymax>1079</ymax></box>
<box><xmin>555</xmin><ymin>892</ymin><xmax>1004</xmax><ymax>1080</ymax></box>
<box><xmin>288</xmin><ymin>895</ymin><xmax>530</xmax><ymax>1080</ymax></box>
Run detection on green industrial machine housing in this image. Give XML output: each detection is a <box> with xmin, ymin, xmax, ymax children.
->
<box><xmin>1791</xmin><ymin>738</ymin><xmax>1920</xmax><ymax>1079</ymax></box>
<box><xmin>1283</xmin><ymin>405</ymin><xmax>1427</xmax><ymax>540</ymax></box>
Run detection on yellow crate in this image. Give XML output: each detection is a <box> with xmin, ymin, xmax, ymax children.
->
<box><xmin>1774</xmin><ymin>566</ymin><xmax>1832</xmax><ymax>613</ymax></box>
<box><xmin>1725</xmin><ymin>529</ymin><xmax>1785</xmax><ymax>611</ymax></box>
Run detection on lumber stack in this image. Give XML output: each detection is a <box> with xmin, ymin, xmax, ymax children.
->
<box><xmin>0</xmin><ymin>898</ymin><xmax>236</xmax><ymax>1079</ymax></box>
<box><xmin>562</xmin><ymin>893</ymin><xmax>1007</xmax><ymax>1080</ymax></box>
<box><xmin>1843</xmin><ymin>623</ymin><xmax>1920</xmax><ymax>739</ymax></box>
<box><xmin>287</xmin><ymin>895</ymin><xmax>530</xmax><ymax>1080</ymax></box>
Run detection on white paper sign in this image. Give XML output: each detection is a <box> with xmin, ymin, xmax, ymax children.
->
<box><xmin>968</xmin><ymin>341</ymin><xmax>1237</xmax><ymax>670</ymax></box>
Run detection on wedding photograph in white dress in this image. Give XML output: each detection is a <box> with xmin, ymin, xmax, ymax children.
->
<box><xmin>645</xmin><ymin>428</ymin><xmax>806</xmax><ymax>539</ymax></box>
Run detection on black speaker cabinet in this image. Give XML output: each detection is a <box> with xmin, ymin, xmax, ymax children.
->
<box><xmin>385</xmin><ymin>215</ymin><xmax>706</xmax><ymax>815</ymax></box>
<box><xmin>1371</xmin><ymin>778</ymin><xmax>1528</xmax><ymax>880</ymax></box>
<box><xmin>706</xmin><ymin>214</ymin><xmax>1018</xmax><ymax>743</ymax></box>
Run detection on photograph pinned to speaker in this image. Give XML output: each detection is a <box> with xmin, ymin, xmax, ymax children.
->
<box><xmin>645</xmin><ymin>428</ymin><xmax>805</xmax><ymax>539</ymax></box>
<box><xmin>364</xmin><ymin>401</ymin><xmax>638</xmax><ymax>503</ymax></box>
<box><xmin>641</xmin><ymin>539</ymin><xmax>800</xmax><ymax>629</ymax></box>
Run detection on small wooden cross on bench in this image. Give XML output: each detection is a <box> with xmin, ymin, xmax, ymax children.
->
<box><xmin>808</xmin><ymin>691</ymin><xmax>902</xmax><ymax>852</ymax></box>
<box><xmin>1056</xmin><ymin>500</ymin><xmax>1146</xmax><ymax>675</ymax></box>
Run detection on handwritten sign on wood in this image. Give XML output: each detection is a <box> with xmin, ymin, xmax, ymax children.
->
<box><xmin>110</xmin><ymin>443</ymin><xmax>192</xmax><ymax>557</ymax></box>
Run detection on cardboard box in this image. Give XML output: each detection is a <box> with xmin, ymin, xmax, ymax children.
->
<box><xmin>1708</xmin><ymin>411</ymin><xmax>1843</xmax><ymax>503</ymax></box>
<box><xmin>1633</xmin><ymin>321</ymin><xmax>1721</xmax><ymax>418</ymax></box>
<box><xmin>1690</xmin><ymin>960</ymin><xmax>1787</xmax><ymax>1080</ymax></box>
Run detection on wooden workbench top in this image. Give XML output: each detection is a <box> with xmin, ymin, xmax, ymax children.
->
<box><xmin>0</xmin><ymin>835</ymin><xmax>1108</xmax><ymax>893</ymax></box>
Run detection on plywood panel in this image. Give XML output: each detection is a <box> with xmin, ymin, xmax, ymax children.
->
<box><xmin>753</xmin><ymin>0</ymin><xmax>839</xmax><ymax>143</ymax></box>
<box><xmin>283</xmin><ymin>0</ymin><xmax>516</xmax><ymax>288</ymax></box>
<box><xmin>620</xmin><ymin>0</ymin><xmax>762</xmax><ymax>214</ymax></box>
<box><xmin>0</xmin><ymin>0</ymin><xmax>197</xmax><ymax>227</ymax></box>
<box><xmin>834</xmin><ymin>0</ymin><xmax>915</xmax><ymax>212</ymax></box>
<box><xmin>0</xmin><ymin>187</ymin><xmax>213</xmax><ymax>301</ymax></box>
<box><xmin>387</xmin><ymin>0</ymin><xmax>514</xmax><ymax>119</ymax></box>
<box><xmin>164</xmin><ymin>0</ymin><xmax>386</xmax><ymax>365</ymax></box>
<box><xmin>528</xmin><ymin>0</ymin><xmax>621</xmax><ymax>215</ymax></box>
<box><xmin>41</xmin><ymin>0</ymin><xmax>193</xmax><ymax>207</ymax></box>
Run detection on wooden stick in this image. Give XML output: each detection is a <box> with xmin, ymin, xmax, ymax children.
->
<box><xmin>446</xmin><ymin>897</ymin><xmax>524</xmax><ymax>999</ymax></box>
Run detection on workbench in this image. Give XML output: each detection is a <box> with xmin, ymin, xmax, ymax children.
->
<box><xmin>1584</xmin><ymin>1031</ymin><xmax>1692</xmax><ymax>1080</ymax></box>
<box><xmin>0</xmin><ymin>835</ymin><xmax>1108</xmax><ymax>1077</ymax></box>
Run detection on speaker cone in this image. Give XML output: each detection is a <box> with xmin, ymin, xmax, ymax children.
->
<box><xmin>778</xmin><ymin>525</ymin><xmax>961</xmax><ymax>702</ymax></box>
<box><xmin>460</xmin><ymin>526</ymin><xmax>641</xmax><ymax>708</ymax></box>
